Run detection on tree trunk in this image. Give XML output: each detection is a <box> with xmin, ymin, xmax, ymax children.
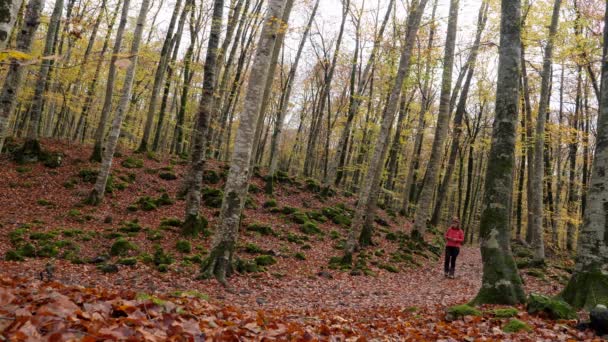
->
<box><xmin>302</xmin><ymin>0</ymin><xmax>349</xmax><ymax>177</ymax></box>
<box><xmin>201</xmin><ymin>0</ymin><xmax>290</xmax><ymax>284</ymax></box>
<box><xmin>401</xmin><ymin>0</ymin><xmax>438</xmax><ymax>216</ymax></box>
<box><xmin>412</xmin><ymin>0</ymin><xmax>460</xmax><ymax>237</ymax></box>
<box><xmin>137</xmin><ymin>0</ymin><xmax>183</xmax><ymax>153</ymax></box>
<box><xmin>472</xmin><ymin>0</ymin><xmax>526</xmax><ymax>305</ymax></box>
<box><xmin>566</xmin><ymin>70</ymin><xmax>581</xmax><ymax>251</ymax></box>
<box><xmin>430</xmin><ymin>0</ymin><xmax>488</xmax><ymax>226</ymax></box>
<box><xmin>90</xmin><ymin>0</ymin><xmax>131</xmax><ymax>162</ymax></box>
<box><xmin>344</xmin><ymin>0</ymin><xmax>429</xmax><ymax>262</ymax></box>
<box><xmin>529</xmin><ymin>0</ymin><xmax>562</xmax><ymax>264</ymax></box>
<box><xmin>265</xmin><ymin>0</ymin><xmax>320</xmax><ymax>193</ymax></box>
<box><xmin>561</xmin><ymin>1</ymin><xmax>608</xmax><ymax>308</ymax></box>
<box><xmin>86</xmin><ymin>0</ymin><xmax>150</xmax><ymax>204</ymax></box>
<box><xmin>0</xmin><ymin>0</ymin><xmax>24</xmax><ymax>49</ymax></box>
<box><xmin>152</xmin><ymin>0</ymin><xmax>191</xmax><ymax>152</ymax></box>
<box><xmin>181</xmin><ymin>0</ymin><xmax>225</xmax><ymax>236</ymax></box>
<box><xmin>0</xmin><ymin>0</ymin><xmax>42</xmax><ymax>153</ymax></box>
<box><xmin>327</xmin><ymin>0</ymin><xmax>395</xmax><ymax>188</ymax></box>
<box><xmin>22</xmin><ymin>0</ymin><xmax>63</xmax><ymax>150</ymax></box>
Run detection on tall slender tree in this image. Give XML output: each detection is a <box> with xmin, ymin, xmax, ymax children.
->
<box><xmin>0</xmin><ymin>0</ymin><xmax>24</xmax><ymax>49</ymax></box>
<box><xmin>200</xmin><ymin>0</ymin><xmax>290</xmax><ymax>284</ymax></box>
<box><xmin>561</xmin><ymin>0</ymin><xmax>608</xmax><ymax>310</ymax></box>
<box><xmin>87</xmin><ymin>0</ymin><xmax>151</xmax><ymax>204</ymax></box>
<box><xmin>472</xmin><ymin>0</ymin><xmax>525</xmax><ymax>305</ymax></box>
<box><xmin>19</xmin><ymin>0</ymin><xmax>63</xmax><ymax>160</ymax></box>
<box><xmin>90</xmin><ymin>0</ymin><xmax>131</xmax><ymax>162</ymax></box>
<box><xmin>181</xmin><ymin>0</ymin><xmax>226</xmax><ymax>236</ymax></box>
<box><xmin>344</xmin><ymin>0</ymin><xmax>429</xmax><ymax>262</ymax></box>
<box><xmin>529</xmin><ymin>0</ymin><xmax>562</xmax><ymax>264</ymax></box>
<box><xmin>0</xmin><ymin>0</ymin><xmax>43</xmax><ymax>153</ymax></box>
<box><xmin>412</xmin><ymin>0</ymin><xmax>460</xmax><ymax>238</ymax></box>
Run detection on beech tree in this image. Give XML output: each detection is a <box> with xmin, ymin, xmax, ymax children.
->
<box><xmin>87</xmin><ymin>0</ymin><xmax>151</xmax><ymax>204</ymax></box>
<box><xmin>200</xmin><ymin>0</ymin><xmax>290</xmax><ymax>284</ymax></box>
<box><xmin>0</xmin><ymin>0</ymin><xmax>23</xmax><ymax>49</ymax></box>
<box><xmin>561</xmin><ymin>0</ymin><xmax>608</xmax><ymax>310</ymax></box>
<box><xmin>472</xmin><ymin>0</ymin><xmax>526</xmax><ymax>305</ymax></box>
<box><xmin>0</xmin><ymin>0</ymin><xmax>43</xmax><ymax>153</ymax></box>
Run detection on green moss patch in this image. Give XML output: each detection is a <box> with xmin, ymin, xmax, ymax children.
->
<box><xmin>202</xmin><ymin>187</ymin><xmax>223</xmax><ymax>208</ymax></box>
<box><xmin>121</xmin><ymin>157</ymin><xmax>144</xmax><ymax>169</ymax></box>
<box><xmin>110</xmin><ymin>238</ymin><xmax>137</xmax><ymax>256</ymax></box>
<box><xmin>300</xmin><ymin>222</ymin><xmax>322</xmax><ymax>235</ymax></box>
<box><xmin>446</xmin><ymin>304</ymin><xmax>481</xmax><ymax>320</ymax></box>
<box><xmin>503</xmin><ymin>318</ymin><xmax>532</xmax><ymax>333</ymax></box>
<box><xmin>246</xmin><ymin>223</ymin><xmax>275</xmax><ymax>236</ymax></box>
<box><xmin>527</xmin><ymin>293</ymin><xmax>576</xmax><ymax>320</ymax></box>
<box><xmin>490</xmin><ymin>307</ymin><xmax>519</xmax><ymax>318</ymax></box>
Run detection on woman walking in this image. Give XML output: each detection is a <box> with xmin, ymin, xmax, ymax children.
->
<box><xmin>444</xmin><ymin>217</ymin><xmax>464</xmax><ymax>278</ymax></box>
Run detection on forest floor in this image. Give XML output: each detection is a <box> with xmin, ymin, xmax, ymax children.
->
<box><xmin>0</xmin><ymin>139</ymin><xmax>603</xmax><ymax>340</ymax></box>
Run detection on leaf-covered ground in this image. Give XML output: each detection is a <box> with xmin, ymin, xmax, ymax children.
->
<box><xmin>0</xmin><ymin>140</ymin><xmax>602</xmax><ymax>340</ymax></box>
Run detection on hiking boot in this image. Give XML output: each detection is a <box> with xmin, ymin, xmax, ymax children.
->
<box><xmin>444</xmin><ymin>272</ymin><xmax>449</xmax><ymax>278</ymax></box>
<box><xmin>449</xmin><ymin>272</ymin><xmax>455</xmax><ymax>279</ymax></box>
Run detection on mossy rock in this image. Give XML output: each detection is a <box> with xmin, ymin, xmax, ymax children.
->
<box><xmin>304</xmin><ymin>178</ymin><xmax>321</xmax><ymax>193</ymax></box>
<box><xmin>202</xmin><ymin>188</ymin><xmax>223</xmax><ymax>208</ymax></box>
<box><xmin>300</xmin><ymin>222</ymin><xmax>322</xmax><ymax>235</ymax></box>
<box><xmin>329</xmin><ymin>230</ymin><xmax>340</xmax><ymax>240</ymax></box>
<box><xmin>156</xmin><ymin>193</ymin><xmax>174</xmax><ymax>206</ymax></box>
<box><xmin>61</xmin><ymin>229</ymin><xmax>83</xmax><ymax>237</ymax></box>
<box><xmin>37</xmin><ymin>199</ymin><xmax>54</xmax><ymax>207</ymax></box>
<box><xmin>491</xmin><ymin>307</ymin><xmax>519</xmax><ymax>318</ymax></box>
<box><xmin>157</xmin><ymin>264</ymin><xmax>170</xmax><ymax>272</ymax></box>
<box><xmin>255</xmin><ymin>255</ymin><xmax>277</xmax><ymax>266</ymax></box>
<box><xmin>160</xmin><ymin>217</ymin><xmax>182</xmax><ymax>228</ymax></box>
<box><xmin>281</xmin><ymin>206</ymin><xmax>298</xmax><ymax>215</ymax></box>
<box><xmin>78</xmin><ymin>169</ymin><xmax>99</xmax><ymax>183</ymax></box>
<box><xmin>526</xmin><ymin>293</ymin><xmax>577</xmax><ymax>320</ymax></box>
<box><xmin>202</xmin><ymin>170</ymin><xmax>221</xmax><ymax>184</ymax></box>
<box><xmin>263</xmin><ymin>199</ymin><xmax>278</xmax><ymax>208</ymax></box>
<box><xmin>244</xmin><ymin>196</ymin><xmax>257</xmax><ymax>209</ymax></box>
<box><xmin>243</xmin><ymin>243</ymin><xmax>263</xmax><ymax>254</ymax></box>
<box><xmin>307</xmin><ymin>211</ymin><xmax>327</xmax><ymax>223</ymax></box>
<box><xmin>247</xmin><ymin>223</ymin><xmax>275</xmax><ymax>236</ymax></box>
<box><xmin>446</xmin><ymin>304</ymin><xmax>482</xmax><ymax>321</ymax></box>
<box><xmin>110</xmin><ymin>238</ymin><xmax>137</xmax><ymax>256</ymax></box>
<box><xmin>379</xmin><ymin>264</ymin><xmax>399</xmax><ymax>273</ymax></box>
<box><xmin>119</xmin><ymin>220</ymin><xmax>142</xmax><ymax>233</ymax></box>
<box><xmin>121</xmin><ymin>157</ymin><xmax>144</xmax><ymax>169</ymax></box>
<box><xmin>36</xmin><ymin>243</ymin><xmax>60</xmax><ymax>258</ymax></box>
<box><xmin>153</xmin><ymin>246</ymin><xmax>174</xmax><ymax>266</ymax></box>
<box><xmin>291</xmin><ymin>211</ymin><xmax>309</xmax><ymax>224</ymax></box>
<box><xmin>526</xmin><ymin>268</ymin><xmax>546</xmax><ymax>279</ymax></box>
<box><xmin>294</xmin><ymin>252</ymin><xmax>306</xmax><ymax>260</ymax></box>
<box><xmin>503</xmin><ymin>318</ymin><xmax>532</xmax><ymax>333</ymax></box>
<box><xmin>5</xmin><ymin>250</ymin><xmax>24</xmax><ymax>261</ymax></box>
<box><xmin>275</xmin><ymin>170</ymin><xmax>292</xmax><ymax>184</ymax></box>
<box><xmin>97</xmin><ymin>263</ymin><xmax>119</xmax><ymax>273</ymax></box>
<box><xmin>235</xmin><ymin>258</ymin><xmax>260</xmax><ymax>273</ymax></box>
<box><xmin>118</xmin><ymin>257</ymin><xmax>137</xmax><ymax>266</ymax></box>
<box><xmin>176</xmin><ymin>240</ymin><xmax>192</xmax><ymax>253</ymax></box>
<box><xmin>136</xmin><ymin>196</ymin><xmax>157</xmax><ymax>211</ymax></box>
<box><xmin>159</xmin><ymin>172</ymin><xmax>177</xmax><ymax>181</ymax></box>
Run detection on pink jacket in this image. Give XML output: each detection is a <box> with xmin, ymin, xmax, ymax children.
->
<box><xmin>445</xmin><ymin>226</ymin><xmax>464</xmax><ymax>248</ymax></box>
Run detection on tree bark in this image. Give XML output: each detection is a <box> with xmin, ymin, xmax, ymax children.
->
<box><xmin>137</xmin><ymin>0</ymin><xmax>183</xmax><ymax>152</ymax></box>
<box><xmin>90</xmin><ymin>0</ymin><xmax>131</xmax><ymax>162</ymax></box>
<box><xmin>529</xmin><ymin>0</ymin><xmax>562</xmax><ymax>263</ymax></box>
<box><xmin>23</xmin><ymin>0</ymin><xmax>63</xmax><ymax>144</ymax></box>
<box><xmin>412</xmin><ymin>0</ymin><xmax>460</xmax><ymax>237</ymax></box>
<box><xmin>344</xmin><ymin>0</ymin><xmax>429</xmax><ymax>262</ymax></box>
<box><xmin>430</xmin><ymin>0</ymin><xmax>488</xmax><ymax>226</ymax></box>
<box><xmin>86</xmin><ymin>0</ymin><xmax>150</xmax><ymax>204</ymax></box>
<box><xmin>0</xmin><ymin>0</ymin><xmax>24</xmax><ymax>49</ymax></box>
<box><xmin>561</xmin><ymin>0</ymin><xmax>608</xmax><ymax>308</ymax></box>
<box><xmin>0</xmin><ymin>0</ymin><xmax>42</xmax><ymax>153</ymax></box>
<box><xmin>181</xmin><ymin>0</ymin><xmax>225</xmax><ymax>236</ymax></box>
<box><xmin>201</xmin><ymin>0</ymin><xmax>290</xmax><ymax>284</ymax></box>
<box><xmin>265</xmin><ymin>0</ymin><xmax>320</xmax><ymax>193</ymax></box>
<box><xmin>472</xmin><ymin>0</ymin><xmax>526</xmax><ymax>305</ymax></box>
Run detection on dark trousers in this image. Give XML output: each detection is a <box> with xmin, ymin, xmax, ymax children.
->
<box><xmin>444</xmin><ymin>246</ymin><xmax>460</xmax><ymax>275</ymax></box>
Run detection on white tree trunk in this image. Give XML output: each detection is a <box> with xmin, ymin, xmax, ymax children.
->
<box><xmin>0</xmin><ymin>0</ymin><xmax>23</xmax><ymax>50</ymax></box>
<box><xmin>0</xmin><ymin>0</ymin><xmax>43</xmax><ymax>153</ymax></box>
<box><xmin>87</xmin><ymin>0</ymin><xmax>150</xmax><ymax>204</ymax></box>
<box><xmin>202</xmin><ymin>0</ymin><xmax>289</xmax><ymax>283</ymax></box>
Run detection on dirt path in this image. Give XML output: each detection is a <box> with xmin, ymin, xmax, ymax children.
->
<box><xmin>202</xmin><ymin>247</ymin><xmax>483</xmax><ymax>311</ymax></box>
